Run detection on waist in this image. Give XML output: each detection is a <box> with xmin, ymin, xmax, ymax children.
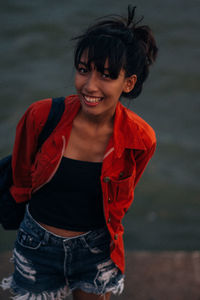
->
<box><xmin>21</xmin><ymin>206</ymin><xmax>109</xmax><ymax>246</ymax></box>
<box><xmin>37</xmin><ymin>221</ymin><xmax>87</xmax><ymax>237</ymax></box>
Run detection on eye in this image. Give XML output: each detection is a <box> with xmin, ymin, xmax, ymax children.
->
<box><xmin>77</xmin><ymin>67</ymin><xmax>88</xmax><ymax>74</ymax></box>
<box><xmin>101</xmin><ymin>73</ymin><xmax>110</xmax><ymax>79</ymax></box>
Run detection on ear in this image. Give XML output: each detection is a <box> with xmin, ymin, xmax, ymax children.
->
<box><xmin>123</xmin><ymin>74</ymin><xmax>137</xmax><ymax>93</ymax></box>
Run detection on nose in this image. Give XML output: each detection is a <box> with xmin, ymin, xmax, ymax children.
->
<box><xmin>84</xmin><ymin>72</ymin><xmax>99</xmax><ymax>93</ymax></box>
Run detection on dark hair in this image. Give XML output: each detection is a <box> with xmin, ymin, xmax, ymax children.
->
<box><xmin>73</xmin><ymin>5</ymin><xmax>158</xmax><ymax>99</ymax></box>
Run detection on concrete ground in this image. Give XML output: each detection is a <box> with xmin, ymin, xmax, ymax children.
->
<box><xmin>0</xmin><ymin>251</ymin><xmax>200</xmax><ymax>300</ymax></box>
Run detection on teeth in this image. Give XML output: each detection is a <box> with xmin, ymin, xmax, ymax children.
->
<box><xmin>84</xmin><ymin>96</ymin><xmax>102</xmax><ymax>103</ymax></box>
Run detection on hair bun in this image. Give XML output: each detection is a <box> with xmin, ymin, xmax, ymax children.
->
<box><xmin>126</xmin><ymin>5</ymin><xmax>158</xmax><ymax>66</ymax></box>
<box><xmin>134</xmin><ymin>26</ymin><xmax>158</xmax><ymax>65</ymax></box>
<box><xmin>126</xmin><ymin>5</ymin><xmax>144</xmax><ymax>28</ymax></box>
<box><xmin>127</xmin><ymin>5</ymin><xmax>137</xmax><ymax>27</ymax></box>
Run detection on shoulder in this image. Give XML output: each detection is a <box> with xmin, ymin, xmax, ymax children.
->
<box><xmin>21</xmin><ymin>95</ymin><xmax>80</xmax><ymax>134</ymax></box>
<box><xmin>26</xmin><ymin>98</ymin><xmax>52</xmax><ymax>118</ymax></box>
<box><xmin>22</xmin><ymin>94</ymin><xmax>78</xmax><ymax>126</ymax></box>
<box><xmin>120</xmin><ymin>103</ymin><xmax>156</xmax><ymax>149</ymax></box>
<box><xmin>17</xmin><ymin>98</ymin><xmax>52</xmax><ymax>134</ymax></box>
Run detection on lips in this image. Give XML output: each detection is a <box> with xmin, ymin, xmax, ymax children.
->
<box><xmin>82</xmin><ymin>94</ymin><xmax>103</xmax><ymax>107</ymax></box>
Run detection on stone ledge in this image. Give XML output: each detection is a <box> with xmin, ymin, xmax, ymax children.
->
<box><xmin>121</xmin><ymin>251</ymin><xmax>200</xmax><ymax>300</ymax></box>
<box><xmin>0</xmin><ymin>251</ymin><xmax>200</xmax><ymax>300</ymax></box>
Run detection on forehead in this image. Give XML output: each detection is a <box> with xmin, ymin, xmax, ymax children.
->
<box><xmin>79</xmin><ymin>51</ymin><xmax>109</xmax><ymax>68</ymax></box>
<box><xmin>79</xmin><ymin>51</ymin><xmax>126</xmax><ymax>78</ymax></box>
<box><xmin>76</xmin><ymin>47</ymin><xmax>126</xmax><ymax>79</ymax></box>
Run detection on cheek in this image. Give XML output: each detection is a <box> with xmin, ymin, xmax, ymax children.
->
<box><xmin>111</xmin><ymin>83</ymin><xmax>126</xmax><ymax>98</ymax></box>
<box><xmin>74</xmin><ymin>74</ymin><xmax>79</xmax><ymax>90</ymax></box>
<box><xmin>74</xmin><ymin>73</ymin><xmax>84</xmax><ymax>91</ymax></box>
<box><xmin>106</xmin><ymin>81</ymin><xmax>123</xmax><ymax>94</ymax></box>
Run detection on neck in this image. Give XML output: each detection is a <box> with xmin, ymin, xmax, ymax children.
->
<box><xmin>77</xmin><ymin>108</ymin><xmax>115</xmax><ymax>129</ymax></box>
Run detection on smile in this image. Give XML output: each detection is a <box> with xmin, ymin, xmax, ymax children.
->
<box><xmin>82</xmin><ymin>94</ymin><xmax>103</xmax><ymax>106</ymax></box>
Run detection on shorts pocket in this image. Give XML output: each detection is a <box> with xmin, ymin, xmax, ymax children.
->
<box><xmin>84</xmin><ymin>229</ymin><xmax>110</xmax><ymax>254</ymax></box>
<box><xmin>16</xmin><ymin>228</ymin><xmax>42</xmax><ymax>250</ymax></box>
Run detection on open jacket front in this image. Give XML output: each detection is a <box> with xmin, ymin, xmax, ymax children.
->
<box><xmin>10</xmin><ymin>95</ymin><xmax>156</xmax><ymax>273</ymax></box>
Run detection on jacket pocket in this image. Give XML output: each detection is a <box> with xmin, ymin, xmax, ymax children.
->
<box><xmin>111</xmin><ymin>172</ymin><xmax>135</xmax><ymax>202</ymax></box>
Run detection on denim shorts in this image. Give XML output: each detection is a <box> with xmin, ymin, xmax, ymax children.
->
<box><xmin>1</xmin><ymin>207</ymin><xmax>124</xmax><ymax>299</ymax></box>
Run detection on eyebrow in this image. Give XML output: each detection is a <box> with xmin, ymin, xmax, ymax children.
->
<box><xmin>79</xmin><ymin>61</ymin><xmax>87</xmax><ymax>66</ymax></box>
<box><xmin>78</xmin><ymin>61</ymin><xmax>109</xmax><ymax>71</ymax></box>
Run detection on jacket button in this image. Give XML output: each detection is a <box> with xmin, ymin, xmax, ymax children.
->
<box><xmin>114</xmin><ymin>234</ymin><xmax>118</xmax><ymax>240</ymax></box>
<box><xmin>119</xmin><ymin>172</ymin><xmax>124</xmax><ymax>178</ymax></box>
<box><xmin>108</xmin><ymin>197</ymin><xmax>112</xmax><ymax>203</ymax></box>
<box><xmin>103</xmin><ymin>176</ymin><xmax>110</xmax><ymax>183</ymax></box>
<box><xmin>108</xmin><ymin>217</ymin><xmax>111</xmax><ymax>223</ymax></box>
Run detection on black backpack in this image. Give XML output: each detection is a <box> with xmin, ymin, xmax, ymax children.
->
<box><xmin>0</xmin><ymin>97</ymin><xmax>65</xmax><ymax>230</ymax></box>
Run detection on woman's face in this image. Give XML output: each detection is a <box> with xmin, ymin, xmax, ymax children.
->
<box><xmin>75</xmin><ymin>52</ymin><xmax>136</xmax><ymax>119</ymax></box>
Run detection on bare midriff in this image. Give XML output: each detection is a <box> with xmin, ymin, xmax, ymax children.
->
<box><xmin>38</xmin><ymin>222</ymin><xmax>87</xmax><ymax>237</ymax></box>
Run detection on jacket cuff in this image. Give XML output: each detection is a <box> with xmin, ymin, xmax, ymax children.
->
<box><xmin>10</xmin><ymin>186</ymin><xmax>31</xmax><ymax>203</ymax></box>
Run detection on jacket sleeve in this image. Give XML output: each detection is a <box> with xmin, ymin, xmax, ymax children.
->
<box><xmin>133</xmin><ymin>141</ymin><xmax>156</xmax><ymax>188</ymax></box>
<box><xmin>10</xmin><ymin>100</ymin><xmax>51</xmax><ymax>203</ymax></box>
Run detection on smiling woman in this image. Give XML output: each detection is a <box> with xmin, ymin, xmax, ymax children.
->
<box><xmin>75</xmin><ymin>56</ymin><xmax>137</xmax><ymax>122</ymax></box>
<box><xmin>1</xmin><ymin>5</ymin><xmax>158</xmax><ymax>300</ymax></box>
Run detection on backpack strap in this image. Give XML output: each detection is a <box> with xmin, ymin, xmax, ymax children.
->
<box><xmin>37</xmin><ymin>97</ymin><xmax>65</xmax><ymax>150</ymax></box>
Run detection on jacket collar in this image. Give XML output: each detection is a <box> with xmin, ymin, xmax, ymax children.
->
<box><xmin>61</xmin><ymin>96</ymin><xmax>146</xmax><ymax>158</ymax></box>
<box><xmin>113</xmin><ymin>102</ymin><xmax>147</xmax><ymax>158</ymax></box>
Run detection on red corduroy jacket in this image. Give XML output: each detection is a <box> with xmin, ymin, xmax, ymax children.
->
<box><xmin>10</xmin><ymin>95</ymin><xmax>156</xmax><ymax>273</ymax></box>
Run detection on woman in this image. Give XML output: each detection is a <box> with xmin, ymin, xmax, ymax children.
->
<box><xmin>1</xmin><ymin>5</ymin><xmax>158</xmax><ymax>300</ymax></box>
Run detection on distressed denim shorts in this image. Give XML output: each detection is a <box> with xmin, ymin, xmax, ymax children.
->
<box><xmin>1</xmin><ymin>207</ymin><xmax>124</xmax><ymax>299</ymax></box>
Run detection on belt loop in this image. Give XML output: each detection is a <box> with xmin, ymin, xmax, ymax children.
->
<box><xmin>80</xmin><ymin>236</ymin><xmax>88</xmax><ymax>248</ymax></box>
<box><xmin>43</xmin><ymin>231</ymin><xmax>50</xmax><ymax>243</ymax></box>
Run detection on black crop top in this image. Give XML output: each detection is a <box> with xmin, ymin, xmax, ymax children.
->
<box><xmin>29</xmin><ymin>157</ymin><xmax>106</xmax><ymax>231</ymax></box>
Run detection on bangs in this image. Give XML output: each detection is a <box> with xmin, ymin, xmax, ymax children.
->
<box><xmin>74</xmin><ymin>35</ymin><xmax>126</xmax><ymax>79</ymax></box>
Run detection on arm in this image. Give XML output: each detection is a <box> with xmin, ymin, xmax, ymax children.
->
<box><xmin>134</xmin><ymin>141</ymin><xmax>156</xmax><ymax>188</ymax></box>
<box><xmin>10</xmin><ymin>100</ymin><xmax>51</xmax><ymax>203</ymax></box>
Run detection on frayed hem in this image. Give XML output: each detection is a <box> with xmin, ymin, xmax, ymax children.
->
<box><xmin>69</xmin><ymin>277</ymin><xmax>124</xmax><ymax>296</ymax></box>
<box><xmin>10</xmin><ymin>287</ymin><xmax>70</xmax><ymax>300</ymax></box>
<box><xmin>0</xmin><ymin>275</ymin><xmax>13</xmax><ymax>290</ymax></box>
<box><xmin>1</xmin><ymin>275</ymin><xmax>70</xmax><ymax>300</ymax></box>
<box><xmin>105</xmin><ymin>277</ymin><xmax>124</xmax><ymax>295</ymax></box>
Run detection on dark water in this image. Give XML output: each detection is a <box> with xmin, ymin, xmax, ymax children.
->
<box><xmin>0</xmin><ymin>0</ymin><xmax>200</xmax><ymax>252</ymax></box>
